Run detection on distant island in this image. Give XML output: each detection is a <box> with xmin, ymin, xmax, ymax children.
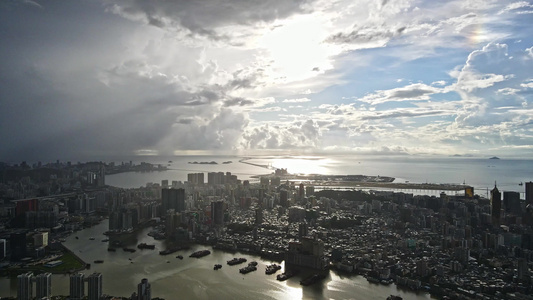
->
<box><xmin>489</xmin><ymin>156</ymin><xmax>500</xmax><ymax>160</ymax></box>
<box><xmin>188</xmin><ymin>161</ymin><xmax>218</xmax><ymax>165</ymax></box>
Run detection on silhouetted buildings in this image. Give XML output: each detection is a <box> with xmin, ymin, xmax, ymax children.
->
<box><xmin>527</xmin><ymin>181</ymin><xmax>533</xmax><ymax>205</ymax></box>
<box><xmin>161</xmin><ymin>188</ymin><xmax>185</xmax><ymax>213</ymax></box>
<box><xmin>504</xmin><ymin>191</ymin><xmax>521</xmax><ymax>215</ymax></box>
<box><xmin>187</xmin><ymin>173</ymin><xmax>204</xmax><ymax>185</ymax></box>
<box><xmin>211</xmin><ymin>200</ymin><xmax>224</xmax><ymax>226</ymax></box>
<box><xmin>285</xmin><ymin>236</ymin><xmax>327</xmax><ymax>270</ymax></box>
<box><xmin>491</xmin><ymin>184</ymin><xmax>501</xmax><ymax>226</ymax></box>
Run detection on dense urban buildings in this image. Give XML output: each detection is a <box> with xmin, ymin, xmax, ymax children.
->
<box><xmin>1</xmin><ymin>160</ymin><xmax>533</xmax><ymax>299</ymax></box>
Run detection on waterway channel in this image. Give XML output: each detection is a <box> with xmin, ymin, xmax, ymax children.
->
<box><xmin>1</xmin><ymin>220</ymin><xmax>433</xmax><ymax>299</ymax></box>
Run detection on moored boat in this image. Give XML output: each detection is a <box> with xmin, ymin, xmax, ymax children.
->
<box><xmin>227</xmin><ymin>257</ymin><xmax>247</xmax><ymax>265</ymax></box>
<box><xmin>137</xmin><ymin>243</ymin><xmax>156</xmax><ymax>250</ymax></box>
<box><xmin>189</xmin><ymin>249</ymin><xmax>211</xmax><ymax>258</ymax></box>
<box><xmin>265</xmin><ymin>263</ymin><xmax>282</xmax><ymax>275</ymax></box>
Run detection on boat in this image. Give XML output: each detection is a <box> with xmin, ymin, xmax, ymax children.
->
<box><xmin>107</xmin><ymin>248</ymin><xmax>116</xmax><ymax>252</ymax></box>
<box><xmin>239</xmin><ymin>264</ymin><xmax>257</xmax><ymax>274</ymax></box>
<box><xmin>75</xmin><ymin>236</ymin><xmax>79</xmax><ymax>239</ymax></box>
<box><xmin>276</xmin><ymin>270</ymin><xmax>298</xmax><ymax>281</ymax></box>
<box><xmin>248</xmin><ymin>261</ymin><xmax>258</xmax><ymax>266</ymax></box>
<box><xmin>300</xmin><ymin>273</ymin><xmax>326</xmax><ymax>286</ymax></box>
<box><xmin>214</xmin><ymin>264</ymin><xmax>222</xmax><ymax>270</ymax></box>
<box><xmin>367</xmin><ymin>276</ymin><xmax>380</xmax><ymax>284</ymax></box>
<box><xmin>265</xmin><ymin>264</ymin><xmax>282</xmax><ymax>275</ymax></box>
<box><xmin>519</xmin><ymin>182</ymin><xmax>523</xmax><ymax>186</ymax></box>
<box><xmin>137</xmin><ymin>243</ymin><xmax>156</xmax><ymax>250</ymax></box>
<box><xmin>94</xmin><ymin>260</ymin><xmax>104</xmax><ymax>264</ymax></box>
<box><xmin>381</xmin><ymin>279</ymin><xmax>393</xmax><ymax>285</ymax></box>
<box><xmin>189</xmin><ymin>249</ymin><xmax>211</xmax><ymax>258</ymax></box>
<box><xmin>101</xmin><ymin>239</ymin><xmax>109</xmax><ymax>242</ymax></box>
<box><xmin>387</xmin><ymin>296</ymin><xmax>403</xmax><ymax>300</ymax></box>
<box><xmin>123</xmin><ymin>247</ymin><xmax>136</xmax><ymax>253</ymax></box>
<box><xmin>227</xmin><ymin>257</ymin><xmax>247</xmax><ymax>265</ymax></box>
<box><xmin>176</xmin><ymin>255</ymin><xmax>183</xmax><ymax>259</ymax></box>
<box><xmin>89</xmin><ymin>237</ymin><xmax>95</xmax><ymax>240</ymax></box>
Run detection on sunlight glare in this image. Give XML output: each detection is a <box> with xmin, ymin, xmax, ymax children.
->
<box><xmin>258</xmin><ymin>15</ymin><xmax>338</xmax><ymax>82</ymax></box>
<box><xmin>270</xmin><ymin>157</ymin><xmax>331</xmax><ymax>175</ymax></box>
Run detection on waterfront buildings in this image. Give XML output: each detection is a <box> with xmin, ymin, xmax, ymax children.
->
<box><xmin>187</xmin><ymin>173</ymin><xmax>204</xmax><ymax>185</ymax></box>
<box><xmin>35</xmin><ymin>272</ymin><xmax>52</xmax><ymax>299</ymax></box>
<box><xmin>17</xmin><ymin>272</ymin><xmax>33</xmax><ymax>300</ymax></box>
<box><xmin>285</xmin><ymin>236</ymin><xmax>327</xmax><ymax>271</ymax></box>
<box><xmin>69</xmin><ymin>273</ymin><xmax>85</xmax><ymax>300</ymax></box>
<box><xmin>137</xmin><ymin>278</ymin><xmax>151</xmax><ymax>300</ymax></box>
<box><xmin>87</xmin><ymin>272</ymin><xmax>103</xmax><ymax>300</ymax></box>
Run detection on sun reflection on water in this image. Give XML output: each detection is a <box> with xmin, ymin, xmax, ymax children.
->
<box><xmin>269</xmin><ymin>157</ymin><xmax>333</xmax><ymax>175</ymax></box>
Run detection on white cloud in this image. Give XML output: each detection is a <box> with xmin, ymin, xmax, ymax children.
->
<box><xmin>357</xmin><ymin>83</ymin><xmax>443</xmax><ymax>105</ymax></box>
<box><xmin>282</xmin><ymin>98</ymin><xmax>311</xmax><ymax>103</ymax></box>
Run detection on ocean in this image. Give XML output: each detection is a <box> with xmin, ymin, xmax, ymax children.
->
<box><xmin>106</xmin><ymin>155</ymin><xmax>533</xmax><ymax>197</ymax></box>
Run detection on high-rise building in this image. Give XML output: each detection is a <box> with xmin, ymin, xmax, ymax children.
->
<box><xmin>280</xmin><ymin>190</ymin><xmax>288</xmax><ymax>208</ymax></box>
<box><xmin>305</xmin><ymin>186</ymin><xmax>315</xmax><ymax>197</ymax></box>
<box><xmin>503</xmin><ymin>191</ymin><xmax>521</xmax><ymax>215</ymax></box>
<box><xmin>70</xmin><ymin>273</ymin><xmax>85</xmax><ymax>300</ymax></box>
<box><xmin>526</xmin><ymin>181</ymin><xmax>533</xmax><ymax>205</ymax></box>
<box><xmin>491</xmin><ymin>184</ymin><xmax>502</xmax><ymax>226</ymax></box>
<box><xmin>137</xmin><ymin>278</ymin><xmax>151</xmax><ymax>300</ymax></box>
<box><xmin>17</xmin><ymin>272</ymin><xmax>33</xmax><ymax>300</ymax></box>
<box><xmin>35</xmin><ymin>272</ymin><xmax>52</xmax><ymax>299</ymax></box>
<box><xmin>187</xmin><ymin>173</ymin><xmax>204</xmax><ymax>185</ymax></box>
<box><xmin>161</xmin><ymin>188</ymin><xmax>185</xmax><ymax>213</ymax></box>
<box><xmin>211</xmin><ymin>200</ymin><xmax>224</xmax><ymax>226</ymax></box>
<box><xmin>10</xmin><ymin>231</ymin><xmax>28</xmax><ymax>261</ymax></box>
<box><xmin>87</xmin><ymin>272</ymin><xmax>103</xmax><ymax>300</ymax></box>
<box><xmin>0</xmin><ymin>239</ymin><xmax>6</xmax><ymax>260</ymax></box>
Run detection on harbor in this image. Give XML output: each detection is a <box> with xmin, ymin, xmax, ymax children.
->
<box><xmin>0</xmin><ymin>220</ymin><xmax>431</xmax><ymax>299</ymax></box>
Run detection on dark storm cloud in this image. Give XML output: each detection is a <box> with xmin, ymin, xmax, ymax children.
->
<box><xmin>105</xmin><ymin>0</ymin><xmax>312</xmax><ymax>39</ymax></box>
<box><xmin>0</xmin><ymin>1</ymin><xmax>253</xmax><ymax>161</ymax></box>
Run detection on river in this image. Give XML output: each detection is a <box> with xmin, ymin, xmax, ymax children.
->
<box><xmin>1</xmin><ymin>220</ymin><xmax>432</xmax><ymax>299</ymax></box>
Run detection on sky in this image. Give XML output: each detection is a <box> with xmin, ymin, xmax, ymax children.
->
<box><xmin>1</xmin><ymin>0</ymin><xmax>533</xmax><ymax>162</ymax></box>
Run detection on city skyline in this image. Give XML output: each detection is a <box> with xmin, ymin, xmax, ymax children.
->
<box><xmin>1</xmin><ymin>0</ymin><xmax>533</xmax><ymax>162</ymax></box>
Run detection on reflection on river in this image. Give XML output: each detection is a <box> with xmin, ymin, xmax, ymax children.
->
<box><xmin>1</xmin><ymin>220</ymin><xmax>432</xmax><ymax>299</ymax></box>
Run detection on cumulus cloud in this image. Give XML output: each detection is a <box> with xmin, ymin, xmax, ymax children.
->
<box><xmin>1</xmin><ymin>0</ymin><xmax>533</xmax><ymax>161</ymax></box>
<box><xmin>240</xmin><ymin>119</ymin><xmax>321</xmax><ymax>150</ymax></box>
